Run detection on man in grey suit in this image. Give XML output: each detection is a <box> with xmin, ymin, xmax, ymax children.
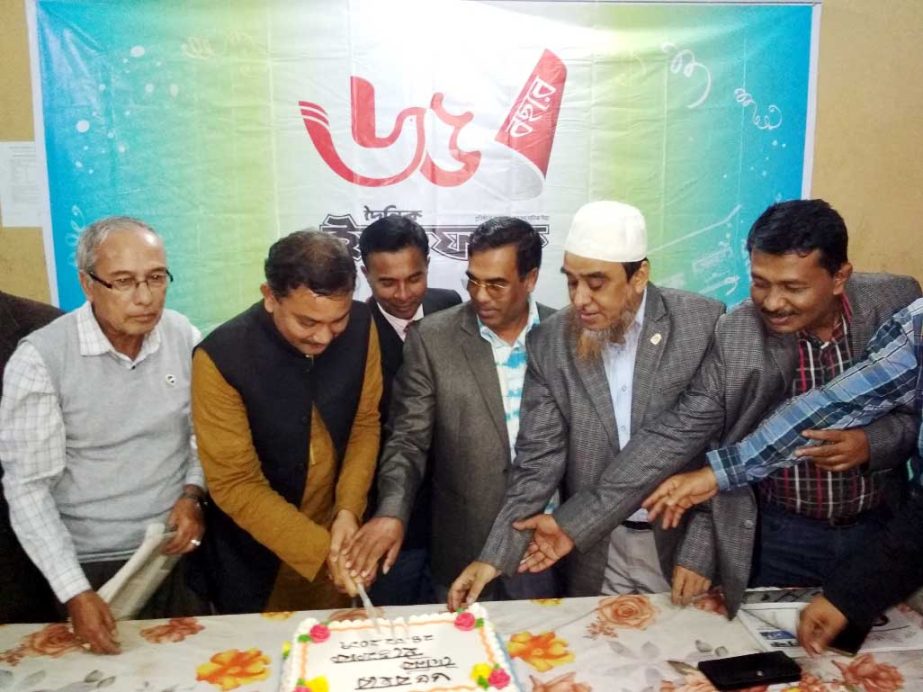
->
<box><xmin>448</xmin><ymin>201</ymin><xmax>725</xmax><ymax>609</ymax></box>
<box><xmin>487</xmin><ymin>199</ymin><xmax>920</xmax><ymax>617</ymax></box>
<box><xmin>346</xmin><ymin>216</ymin><xmax>559</xmax><ymax>600</ymax></box>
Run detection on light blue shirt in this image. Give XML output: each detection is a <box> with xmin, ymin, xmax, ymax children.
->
<box><xmin>602</xmin><ymin>289</ymin><xmax>648</xmax><ymax>522</ymax></box>
<box><xmin>477</xmin><ymin>299</ymin><xmax>558</xmax><ymax>512</ymax></box>
<box><xmin>477</xmin><ymin>298</ymin><xmax>540</xmax><ymax>462</ymax></box>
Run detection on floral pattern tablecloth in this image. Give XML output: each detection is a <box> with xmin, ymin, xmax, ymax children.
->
<box><xmin>2</xmin><ymin>593</ymin><xmax>922</xmax><ymax>691</ymax></box>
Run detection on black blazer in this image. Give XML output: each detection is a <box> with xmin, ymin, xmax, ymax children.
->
<box><xmin>370</xmin><ymin>287</ymin><xmax>463</xmax><ymax>422</ymax></box>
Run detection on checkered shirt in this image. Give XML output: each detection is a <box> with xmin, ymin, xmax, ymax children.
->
<box><xmin>708</xmin><ymin>298</ymin><xmax>923</xmax><ymax>493</ymax></box>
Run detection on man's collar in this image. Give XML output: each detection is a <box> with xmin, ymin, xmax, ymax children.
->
<box><xmin>376</xmin><ymin>300</ymin><xmax>424</xmax><ymax>336</ymax></box>
<box><xmin>797</xmin><ymin>294</ymin><xmax>852</xmax><ymax>344</ymax></box>
<box><xmin>631</xmin><ymin>287</ymin><xmax>648</xmax><ymax>334</ymax></box>
<box><xmin>76</xmin><ymin>301</ymin><xmax>162</xmax><ymax>362</ymax></box>
<box><xmin>477</xmin><ymin>297</ymin><xmax>539</xmax><ymax>348</ymax></box>
<box><xmin>606</xmin><ymin>288</ymin><xmax>648</xmax><ymax>347</ymax></box>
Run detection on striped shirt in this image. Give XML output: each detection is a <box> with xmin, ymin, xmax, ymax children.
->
<box><xmin>760</xmin><ymin>296</ymin><xmax>884</xmax><ymax>519</ymax></box>
<box><xmin>708</xmin><ymin>298</ymin><xmax>923</xmax><ymax>492</ymax></box>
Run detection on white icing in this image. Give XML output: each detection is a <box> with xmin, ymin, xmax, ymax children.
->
<box><xmin>280</xmin><ymin>604</ymin><xmax>520</xmax><ymax>691</ymax></box>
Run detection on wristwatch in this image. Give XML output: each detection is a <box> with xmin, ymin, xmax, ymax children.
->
<box><xmin>179</xmin><ymin>490</ymin><xmax>207</xmax><ymax>511</ymax></box>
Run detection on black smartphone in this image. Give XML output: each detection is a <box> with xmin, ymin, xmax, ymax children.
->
<box><xmin>699</xmin><ymin>651</ymin><xmax>801</xmax><ymax>690</ymax></box>
<box><xmin>828</xmin><ymin>620</ymin><xmax>873</xmax><ymax>656</ymax></box>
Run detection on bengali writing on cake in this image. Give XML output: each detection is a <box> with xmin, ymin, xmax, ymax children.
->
<box><xmin>331</xmin><ymin>632</ymin><xmax>458</xmax><ymax>689</ymax></box>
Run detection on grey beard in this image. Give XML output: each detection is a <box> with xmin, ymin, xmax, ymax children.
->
<box><xmin>569</xmin><ymin>304</ymin><xmax>639</xmax><ymax>363</ymax></box>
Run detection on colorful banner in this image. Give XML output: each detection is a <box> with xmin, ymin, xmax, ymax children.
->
<box><xmin>31</xmin><ymin>0</ymin><xmax>816</xmax><ymax>329</ymax></box>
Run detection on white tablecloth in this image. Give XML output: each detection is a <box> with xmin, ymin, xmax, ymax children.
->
<box><xmin>2</xmin><ymin>593</ymin><xmax>922</xmax><ymax>691</ymax></box>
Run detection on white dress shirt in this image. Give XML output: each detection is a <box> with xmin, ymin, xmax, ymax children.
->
<box><xmin>601</xmin><ymin>289</ymin><xmax>647</xmax><ymax>522</ymax></box>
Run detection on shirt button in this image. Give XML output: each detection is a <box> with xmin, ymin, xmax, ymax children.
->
<box><xmin>743</xmin><ymin>519</ymin><xmax>754</xmax><ymax>529</ymax></box>
<box><xmin>621</xmin><ymin>385</ymin><xmax>628</xmax><ymax>392</ymax></box>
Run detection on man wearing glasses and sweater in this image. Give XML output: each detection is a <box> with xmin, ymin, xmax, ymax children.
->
<box><xmin>0</xmin><ymin>217</ymin><xmax>205</xmax><ymax>653</ymax></box>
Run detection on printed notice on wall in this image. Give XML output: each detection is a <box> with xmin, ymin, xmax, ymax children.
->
<box><xmin>0</xmin><ymin>141</ymin><xmax>43</xmax><ymax>228</ymax></box>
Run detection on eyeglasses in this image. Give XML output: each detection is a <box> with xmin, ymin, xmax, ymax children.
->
<box><xmin>462</xmin><ymin>275</ymin><xmax>511</xmax><ymax>298</ymax></box>
<box><xmin>87</xmin><ymin>269</ymin><xmax>174</xmax><ymax>293</ymax></box>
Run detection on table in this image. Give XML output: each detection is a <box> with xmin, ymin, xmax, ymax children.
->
<box><xmin>2</xmin><ymin>593</ymin><xmax>922</xmax><ymax>691</ymax></box>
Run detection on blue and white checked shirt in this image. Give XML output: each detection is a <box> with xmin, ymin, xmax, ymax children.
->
<box><xmin>707</xmin><ymin>298</ymin><xmax>923</xmax><ymax>491</ymax></box>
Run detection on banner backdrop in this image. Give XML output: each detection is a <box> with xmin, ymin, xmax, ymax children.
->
<box><xmin>31</xmin><ymin>0</ymin><xmax>816</xmax><ymax>329</ymax></box>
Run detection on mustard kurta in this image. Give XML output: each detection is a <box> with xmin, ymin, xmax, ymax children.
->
<box><xmin>191</xmin><ymin>322</ymin><xmax>382</xmax><ymax>610</ymax></box>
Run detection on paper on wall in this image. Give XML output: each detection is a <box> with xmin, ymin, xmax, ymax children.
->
<box><xmin>0</xmin><ymin>141</ymin><xmax>43</xmax><ymax>228</ymax></box>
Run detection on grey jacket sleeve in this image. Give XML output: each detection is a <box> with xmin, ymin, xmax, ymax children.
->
<box><xmin>674</xmin><ymin>504</ymin><xmax>718</xmax><ymax>581</ymax></box>
<box><xmin>374</xmin><ymin>328</ymin><xmax>436</xmax><ymax>525</ymax></box>
<box><xmin>478</xmin><ymin>337</ymin><xmax>568</xmax><ymax>575</ymax></box>
<box><xmin>555</xmin><ymin>337</ymin><xmax>728</xmax><ymax>552</ymax></box>
<box><xmin>865</xmin><ymin>277</ymin><xmax>923</xmax><ymax>472</ymax></box>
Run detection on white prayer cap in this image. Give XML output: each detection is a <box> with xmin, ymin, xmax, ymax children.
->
<box><xmin>564</xmin><ymin>201</ymin><xmax>648</xmax><ymax>262</ymax></box>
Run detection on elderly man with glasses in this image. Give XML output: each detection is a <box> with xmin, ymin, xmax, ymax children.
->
<box><xmin>345</xmin><ymin>216</ymin><xmax>561</xmax><ymax>603</ymax></box>
<box><xmin>0</xmin><ymin>216</ymin><xmax>205</xmax><ymax>651</ymax></box>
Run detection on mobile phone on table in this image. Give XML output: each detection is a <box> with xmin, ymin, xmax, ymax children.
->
<box><xmin>698</xmin><ymin>651</ymin><xmax>801</xmax><ymax>690</ymax></box>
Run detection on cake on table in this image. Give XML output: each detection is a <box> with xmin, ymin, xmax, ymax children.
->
<box><xmin>280</xmin><ymin>603</ymin><xmax>521</xmax><ymax>691</ymax></box>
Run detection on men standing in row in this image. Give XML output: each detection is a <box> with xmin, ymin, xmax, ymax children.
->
<box><xmin>448</xmin><ymin>201</ymin><xmax>725</xmax><ymax>608</ymax></box>
<box><xmin>502</xmin><ymin>199</ymin><xmax>920</xmax><ymax>615</ymax></box>
<box><xmin>359</xmin><ymin>215</ymin><xmax>461</xmax><ymax>605</ymax></box>
<box><xmin>1</xmin><ymin>217</ymin><xmax>206</xmax><ymax>652</ymax></box>
<box><xmin>0</xmin><ymin>290</ymin><xmax>62</xmax><ymax>623</ymax></box>
<box><xmin>346</xmin><ymin>217</ymin><xmax>559</xmax><ymax>601</ymax></box>
<box><xmin>192</xmin><ymin>231</ymin><xmax>381</xmax><ymax>613</ymax></box>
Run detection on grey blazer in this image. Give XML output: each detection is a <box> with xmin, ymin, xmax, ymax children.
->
<box><xmin>478</xmin><ymin>285</ymin><xmax>725</xmax><ymax>596</ymax></box>
<box><xmin>550</xmin><ymin>272</ymin><xmax>921</xmax><ymax>615</ymax></box>
<box><xmin>375</xmin><ymin>300</ymin><xmax>555</xmax><ymax>588</ymax></box>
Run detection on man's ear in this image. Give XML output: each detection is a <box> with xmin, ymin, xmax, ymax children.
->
<box><xmin>78</xmin><ymin>271</ymin><xmax>94</xmax><ymax>302</ymax></box>
<box><xmin>832</xmin><ymin>262</ymin><xmax>853</xmax><ymax>296</ymax></box>
<box><xmin>260</xmin><ymin>283</ymin><xmax>276</xmax><ymax>313</ymax></box>
<box><xmin>631</xmin><ymin>260</ymin><xmax>651</xmax><ymax>294</ymax></box>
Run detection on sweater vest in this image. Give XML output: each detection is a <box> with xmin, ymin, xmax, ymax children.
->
<box><xmin>24</xmin><ymin>308</ymin><xmax>198</xmax><ymax>561</ymax></box>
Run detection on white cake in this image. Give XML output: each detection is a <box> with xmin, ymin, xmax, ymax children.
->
<box><xmin>280</xmin><ymin>603</ymin><xmax>520</xmax><ymax>691</ymax></box>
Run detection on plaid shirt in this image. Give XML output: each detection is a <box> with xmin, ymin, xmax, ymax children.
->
<box><xmin>708</xmin><ymin>298</ymin><xmax>923</xmax><ymax>493</ymax></box>
<box><xmin>759</xmin><ymin>296</ymin><xmax>884</xmax><ymax>519</ymax></box>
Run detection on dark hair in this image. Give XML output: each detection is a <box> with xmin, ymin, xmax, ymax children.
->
<box><xmin>265</xmin><ymin>230</ymin><xmax>356</xmax><ymax>297</ymax></box>
<box><xmin>746</xmin><ymin>199</ymin><xmax>848</xmax><ymax>274</ymax></box>
<box><xmin>623</xmin><ymin>259</ymin><xmax>647</xmax><ymax>280</ymax></box>
<box><xmin>358</xmin><ymin>215</ymin><xmax>430</xmax><ymax>266</ymax></box>
<box><xmin>467</xmin><ymin>217</ymin><xmax>542</xmax><ymax>277</ymax></box>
